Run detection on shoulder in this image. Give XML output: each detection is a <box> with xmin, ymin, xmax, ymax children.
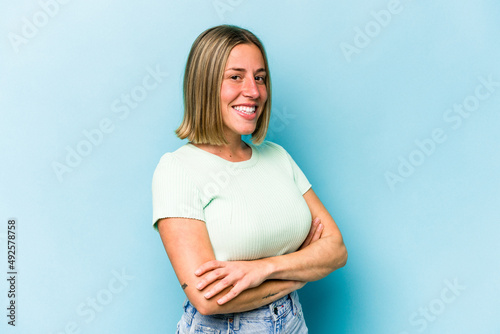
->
<box><xmin>254</xmin><ymin>140</ymin><xmax>288</xmax><ymax>156</ymax></box>
<box><xmin>253</xmin><ymin>141</ymin><xmax>298</xmax><ymax>172</ymax></box>
<box><xmin>255</xmin><ymin>141</ymin><xmax>300</xmax><ymax>164</ymax></box>
<box><xmin>257</xmin><ymin>140</ymin><xmax>308</xmax><ymax>172</ymax></box>
<box><xmin>154</xmin><ymin>143</ymin><xmax>193</xmax><ymax>166</ymax></box>
<box><xmin>152</xmin><ymin>144</ymin><xmax>194</xmax><ymax>180</ymax></box>
<box><xmin>154</xmin><ymin>152</ymin><xmax>180</xmax><ymax>173</ymax></box>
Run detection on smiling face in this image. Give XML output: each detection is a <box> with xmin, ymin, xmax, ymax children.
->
<box><xmin>220</xmin><ymin>43</ymin><xmax>268</xmax><ymax>142</ymax></box>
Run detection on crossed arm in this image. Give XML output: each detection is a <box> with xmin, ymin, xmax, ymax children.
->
<box><xmin>156</xmin><ymin>188</ymin><xmax>347</xmax><ymax>315</ymax></box>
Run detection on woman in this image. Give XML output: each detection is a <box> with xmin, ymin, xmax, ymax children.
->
<box><xmin>152</xmin><ymin>25</ymin><xmax>347</xmax><ymax>333</ymax></box>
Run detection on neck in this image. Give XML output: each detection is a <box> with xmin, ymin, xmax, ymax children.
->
<box><xmin>192</xmin><ymin>136</ymin><xmax>252</xmax><ymax>162</ymax></box>
<box><xmin>213</xmin><ymin>130</ymin><xmax>247</xmax><ymax>156</ymax></box>
<box><xmin>214</xmin><ymin>138</ymin><xmax>250</xmax><ymax>158</ymax></box>
<box><xmin>224</xmin><ymin>136</ymin><xmax>247</xmax><ymax>154</ymax></box>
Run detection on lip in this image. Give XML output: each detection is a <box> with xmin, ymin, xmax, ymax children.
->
<box><xmin>232</xmin><ymin>105</ymin><xmax>257</xmax><ymax>120</ymax></box>
<box><xmin>232</xmin><ymin>103</ymin><xmax>258</xmax><ymax>107</ymax></box>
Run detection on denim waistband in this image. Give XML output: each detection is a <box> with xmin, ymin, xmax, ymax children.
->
<box><xmin>181</xmin><ymin>290</ymin><xmax>301</xmax><ymax>330</ymax></box>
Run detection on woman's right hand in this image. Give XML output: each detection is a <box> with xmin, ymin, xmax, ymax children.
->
<box><xmin>298</xmin><ymin>217</ymin><xmax>323</xmax><ymax>250</ymax></box>
<box><xmin>194</xmin><ymin>259</ymin><xmax>271</xmax><ymax>305</ymax></box>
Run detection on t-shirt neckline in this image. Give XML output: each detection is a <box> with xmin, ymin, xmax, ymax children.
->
<box><xmin>186</xmin><ymin>141</ymin><xmax>259</xmax><ymax>168</ymax></box>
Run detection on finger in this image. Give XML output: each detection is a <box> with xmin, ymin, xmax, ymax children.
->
<box><xmin>303</xmin><ymin>226</ymin><xmax>316</xmax><ymax>244</ymax></box>
<box><xmin>302</xmin><ymin>218</ymin><xmax>320</xmax><ymax>246</ymax></box>
<box><xmin>196</xmin><ymin>268</ymin><xmax>226</xmax><ymax>291</ymax></box>
<box><xmin>195</xmin><ymin>260</ymin><xmax>223</xmax><ymax>276</ymax></box>
<box><xmin>310</xmin><ymin>223</ymin><xmax>324</xmax><ymax>243</ymax></box>
<box><xmin>203</xmin><ymin>277</ymin><xmax>234</xmax><ymax>300</ymax></box>
<box><xmin>217</xmin><ymin>283</ymin><xmax>244</xmax><ymax>305</ymax></box>
<box><xmin>301</xmin><ymin>234</ymin><xmax>313</xmax><ymax>249</ymax></box>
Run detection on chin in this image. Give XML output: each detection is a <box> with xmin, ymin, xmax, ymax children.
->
<box><xmin>239</xmin><ymin>127</ymin><xmax>257</xmax><ymax>135</ymax></box>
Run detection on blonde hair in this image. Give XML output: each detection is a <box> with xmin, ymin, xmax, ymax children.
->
<box><xmin>176</xmin><ymin>25</ymin><xmax>271</xmax><ymax>145</ymax></box>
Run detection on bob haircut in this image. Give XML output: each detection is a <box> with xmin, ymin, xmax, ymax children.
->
<box><xmin>176</xmin><ymin>25</ymin><xmax>271</xmax><ymax>145</ymax></box>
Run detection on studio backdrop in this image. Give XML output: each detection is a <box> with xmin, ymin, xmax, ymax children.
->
<box><xmin>1</xmin><ymin>0</ymin><xmax>499</xmax><ymax>333</ymax></box>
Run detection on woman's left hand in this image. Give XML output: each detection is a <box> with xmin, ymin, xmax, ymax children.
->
<box><xmin>299</xmin><ymin>217</ymin><xmax>323</xmax><ymax>250</ymax></box>
<box><xmin>194</xmin><ymin>259</ymin><xmax>270</xmax><ymax>305</ymax></box>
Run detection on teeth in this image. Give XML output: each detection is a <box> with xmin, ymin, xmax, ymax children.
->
<box><xmin>233</xmin><ymin>106</ymin><xmax>256</xmax><ymax>114</ymax></box>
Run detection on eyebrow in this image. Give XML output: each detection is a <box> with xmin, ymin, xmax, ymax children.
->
<box><xmin>225</xmin><ymin>67</ymin><xmax>266</xmax><ymax>73</ymax></box>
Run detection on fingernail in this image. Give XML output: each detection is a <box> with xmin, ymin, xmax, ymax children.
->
<box><xmin>204</xmin><ymin>292</ymin><xmax>211</xmax><ymax>298</ymax></box>
<box><xmin>196</xmin><ymin>283</ymin><xmax>202</xmax><ymax>290</ymax></box>
<box><xmin>195</xmin><ymin>269</ymin><xmax>201</xmax><ymax>276</ymax></box>
<box><xmin>318</xmin><ymin>224</ymin><xmax>323</xmax><ymax>230</ymax></box>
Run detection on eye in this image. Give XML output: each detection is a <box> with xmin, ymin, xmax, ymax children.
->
<box><xmin>255</xmin><ymin>76</ymin><xmax>265</xmax><ymax>83</ymax></box>
<box><xmin>230</xmin><ymin>75</ymin><xmax>241</xmax><ymax>80</ymax></box>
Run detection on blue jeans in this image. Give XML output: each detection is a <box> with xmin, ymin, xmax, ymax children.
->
<box><xmin>176</xmin><ymin>291</ymin><xmax>308</xmax><ymax>333</ymax></box>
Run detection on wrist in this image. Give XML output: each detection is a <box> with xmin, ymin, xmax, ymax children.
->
<box><xmin>258</xmin><ymin>257</ymin><xmax>277</xmax><ymax>281</ymax></box>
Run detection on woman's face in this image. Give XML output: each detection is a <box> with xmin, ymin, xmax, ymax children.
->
<box><xmin>220</xmin><ymin>43</ymin><xmax>268</xmax><ymax>141</ymax></box>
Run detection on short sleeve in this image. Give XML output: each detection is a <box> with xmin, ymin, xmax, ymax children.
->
<box><xmin>151</xmin><ymin>153</ymin><xmax>205</xmax><ymax>231</ymax></box>
<box><xmin>284</xmin><ymin>150</ymin><xmax>312</xmax><ymax>195</ymax></box>
<box><xmin>263</xmin><ymin>141</ymin><xmax>312</xmax><ymax>195</ymax></box>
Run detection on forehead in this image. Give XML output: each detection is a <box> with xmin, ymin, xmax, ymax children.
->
<box><xmin>225</xmin><ymin>44</ymin><xmax>265</xmax><ymax>69</ymax></box>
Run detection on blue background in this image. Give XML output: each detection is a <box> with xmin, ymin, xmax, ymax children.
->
<box><xmin>2</xmin><ymin>0</ymin><xmax>499</xmax><ymax>333</ymax></box>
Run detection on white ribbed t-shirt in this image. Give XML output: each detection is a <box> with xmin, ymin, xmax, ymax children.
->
<box><xmin>151</xmin><ymin>141</ymin><xmax>312</xmax><ymax>261</ymax></box>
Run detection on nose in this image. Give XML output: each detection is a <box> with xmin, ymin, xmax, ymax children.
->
<box><xmin>242</xmin><ymin>76</ymin><xmax>260</xmax><ymax>99</ymax></box>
